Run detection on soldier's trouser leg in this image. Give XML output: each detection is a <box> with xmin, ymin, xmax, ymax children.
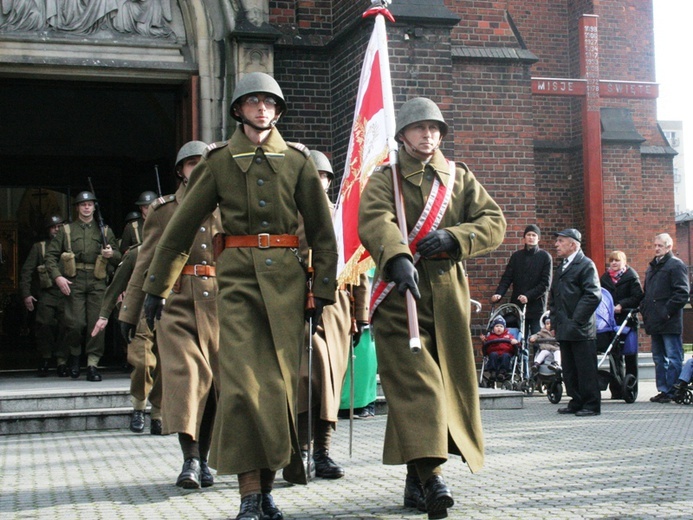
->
<box><xmin>148</xmin><ymin>340</ymin><xmax>162</xmax><ymax>419</ymax></box>
<box><xmin>62</xmin><ymin>279</ymin><xmax>86</xmax><ymax>358</ymax></box>
<box><xmin>34</xmin><ymin>301</ymin><xmax>58</xmax><ymax>360</ymax></box>
<box><xmin>198</xmin><ymin>390</ymin><xmax>217</xmax><ymax>462</ymax></box>
<box><xmin>313</xmin><ymin>417</ymin><xmax>334</xmax><ymax>451</ymax></box>
<box><xmin>128</xmin><ymin>316</ymin><xmax>155</xmax><ymax>402</ymax></box>
<box><xmin>84</xmin><ymin>277</ymin><xmax>106</xmax><ymax>367</ymax></box>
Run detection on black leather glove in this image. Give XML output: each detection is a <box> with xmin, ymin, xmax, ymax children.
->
<box><xmin>416</xmin><ymin>229</ymin><xmax>458</xmax><ymax>258</ymax></box>
<box><xmin>387</xmin><ymin>256</ymin><xmax>421</xmax><ymax>299</ymax></box>
<box><xmin>144</xmin><ymin>294</ymin><xmax>165</xmax><ymax>331</ymax></box>
<box><xmin>305</xmin><ymin>296</ymin><xmax>329</xmax><ymax>335</ymax></box>
<box><xmin>352</xmin><ymin>321</ymin><xmax>367</xmax><ymax>346</ymax></box>
<box><xmin>118</xmin><ymin>320</ymin><xmax>136</xmax><ymax>344</ymax></box>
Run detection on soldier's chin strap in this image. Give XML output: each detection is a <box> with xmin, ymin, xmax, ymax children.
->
<box><xmin>240</xmin><ymin>117</ymin><xmax>279</xmax><ymax>132</ymax></box>
<box><xmin>399</xmin><ymin>134</ymin><xmax>442</xmax><ymax>160</ymax></box>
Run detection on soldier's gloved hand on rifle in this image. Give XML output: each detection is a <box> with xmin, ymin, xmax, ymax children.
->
<box><xmin>144</xmin><ymin>294</ymin><xmax>165</xmax><ymax>331</ymax></box>
<box><xmin>387</xmin><ymin>255</ymin><xmax>421</xmax><ymax>300</ymax></box>
<box><xmin>416</xmin><ymin>229</ymin><xmax>458</xmax><ymax>258</ymax></box>
<box><xmin>352</xmin><ymin>321</ymin><xmax>367</xmax><ymax>346</ymax></box>
<box><xmin>305</xmin><ymin>297</ymin><xmax>329</xmax><ymax>335</ymax></box>
<box><xmin>101</xmin><ymin>244</ymin><xmax>114</xmax><ymax>259</ymax></box>
<box><xmin>119</xmin><ymin>320</ymin><xmax>136</xmax><ymax>344</ymax></box>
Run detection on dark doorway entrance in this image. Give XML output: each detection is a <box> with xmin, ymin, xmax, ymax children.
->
<box><xmin>0</xmin><ymin>77</ymin><xmax>185</xmax><ymax>371</ymax></box>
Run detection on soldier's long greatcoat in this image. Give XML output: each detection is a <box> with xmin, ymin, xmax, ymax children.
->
<box><xmin>143</xmin><ymin>127</ymin><xmax>337</xmax><ymax>477</ymax></box>
<box><xmin>119</xmin><ymin>185</ymin><xmax>220</xmax><ymax>439</ymax></box>
<box><xmin>358</xmin><ymin>148</ymin><xmax>506</xmax><ymax>474</ymax></box>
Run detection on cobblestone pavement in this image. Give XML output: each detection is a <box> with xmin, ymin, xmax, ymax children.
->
<box><xmin>1</xmin><ymin>381</ymin><xmax>692</xmax><ymax>520</ymax></box>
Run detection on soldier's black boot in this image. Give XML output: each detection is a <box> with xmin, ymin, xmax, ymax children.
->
<box><xmin>69</xmin><ymin>355</ymin><xmax>80</xmax><ymax>379</ymax></box>
<box><xmin>404</xmin><ymin>474</ymin><xmax>427</xmax><ymax>512</ymax></box>
<box><xmin>200</xmin><ymin>459</ymin><xmax>214</xmax><ymax>487</ymax></box>
<box><xmin>176</xmin><ymin>458</ymin><xmax>201</xmax><ymax>489</ymax></box>
<box><xmin>424</xmin><ymin>475</ymin><xmax>454</xmax><ymax>520</ymax></box>
<box><xmin>313</xmin><ymin>448</ymin><xmax>345</xmax><ymax>479</ymax></box>
<box><xmin>235</xmin><ymin>494</ymin><xmax>263</xmax><ymax>520</ymax></box>
<box><xmin>129</xmin><ymin>410</ymin><xmax>145</xmax><ymax>433</ymax></box>
<box><xmin>261</xmin><ymin>492</ymin><xmax>284</xmax><ymax>520</ymax></box>
<box><xmin>37</xmin><ymin>360</ymin><xmax>50</xmax><ymax>377</ymax></box>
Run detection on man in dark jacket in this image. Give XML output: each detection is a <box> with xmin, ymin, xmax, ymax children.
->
<box><xmin>492</xmin><ymin>224</ymin><xmax>552</xmax><ymax>339</ymax></box>
<box><xmin>549</xmin><ymin>228</ymin><xmax>602</xmax><ymax>416</ymax></box>
<box><xmin>641</xmin><ymin>233</ymin><xmax>690</xmax><ymax>403</ymax></box>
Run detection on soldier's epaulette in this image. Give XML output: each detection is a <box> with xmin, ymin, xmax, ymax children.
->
<box><xmin>286</xmin><ymin>141</ymin><xmax>310</xmax><ymax>158</ymax></box>
<box><xmin>151</xmin><ymin>194</ymin><xmax>176</xmax><ymax>210</ymax></box>
<box><xmin>203</xmin><ymin>141</ymin><xmax>229</xmax><ymax>159</ymax></box>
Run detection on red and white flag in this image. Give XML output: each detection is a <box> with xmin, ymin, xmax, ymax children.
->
<box><xmin>333</xmin><ymin>5</ymin><xmax>397</xmax><ymax>285</ymax></box>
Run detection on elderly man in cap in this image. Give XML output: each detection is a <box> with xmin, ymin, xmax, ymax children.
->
<box><xmin>492</xmin><ymin>224</ymin><xmax>553</xmax><ymax>341</ymax></box>
<box><xmin>548</xmin><ymin>228</ymin><xmax>602</xmax><ymax>416</ymax></box>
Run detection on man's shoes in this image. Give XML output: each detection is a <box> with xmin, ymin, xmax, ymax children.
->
<box><xmin>86</xmin><ymin>365</ymin><xmax>102</xmax><ymax>382</ymax></box>
<box><xmin>129</xmin><ymin>410</ymin><xmax>145</xmax><ymax>433</ymax></box>
<box><xmin>200</xmin><ymin>460</ymin><xmax>214</xmax><ymax>488</ymax></box>
<box><xmin>235</xmin><ymin>493</ymin><xmax>263</xmax><ymax>520</ymax></box>
<box><xmin>557</xmin><ymin>407</ymin><xmax>577</xmax><ymax>414</ymax></box>
<box><xmin>650</xmin><ymin>392</ymin><xmax>671</xmax><ymax>403</ymax></box>
<box><xmin>261</xmin><ymin>492</ymin><xmax>283</xmax><ymax>520</ymax></box>
<box><xmin>150</xmin><ymin>419</ymin><xmax>163</xmax><ymax>435</ymax></box>
<box><xmin>69</xmin><ymin>355</ymin><xmax>80</xmax><ymax>379</ymax></box>
<box><xmin>313</xmin><ymin>448</ymin><xmax>345</xmax><ymax>479</ymax></box>
<box><xmin>56</xmin><ymin>364</ymin><xmax>69</xmax><ymax>377</ymax></box>
<box><xmin>404</xmin><ymin>474</ymin><xmax>427</xmax><ymax>512</ymax></box>
<box><xmin>658</xmin><ymin>394</ymin><xmax>672</xmax><ymax>403</ymax></box>
<box><xmin>423</xmin><ymin>475</ymin><xmax>454</xmax><ymax>519</ymax></box>
<box><xmin>575</xmin><ymin>409</ymin><xmax>600</xmax><ymax>416</ymax></box>
<box><xmin>176</xmin><ymin>458</ymin><xmax>201</xmax><ymax>489</ymax></box>
<box><xmin>37</xmin><ymin>360</ymin><xmax>50</xmax><ymax>377</ymax></box>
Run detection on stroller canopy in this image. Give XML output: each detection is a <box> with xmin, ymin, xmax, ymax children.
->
<box><xmin>596</xmin><ymin>287</ymin><xmax>617</xmax><ymax>334</ymax></box>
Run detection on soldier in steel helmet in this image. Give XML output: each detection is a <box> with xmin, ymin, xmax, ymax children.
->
<box><xmin>120</xmin><ymin>190</ymin><xmax>157</xmax><ymax>254</ymax></box>
<box><xmin>290</xmin><ymin>150</ymin><xmax>369</xmax><ymax>482</ymax></box>
<box><xmin>19</xmin><ymin>214</ymin><xmax>69</xmax><ymax>377</ymax></box>
<box><xmin>358</xmin><ymin>97</ymin><xmax>506</xmax><ymax>519</ymax></box>
<box><xmin>141</xmin><ymin>72</ymin><xmax>337</xmax><ymax>520</ymax></box>
<box><xmin>118</xmin><ymin>141</ymin><xmax>221</xmax><ymax>487</ymax></box>
<box><xmin>44</xmin><ymin>191</ymin><xmax>121</xmax><ymax>382</ymax></box>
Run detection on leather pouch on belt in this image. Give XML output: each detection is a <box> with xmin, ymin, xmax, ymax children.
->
<box><xmin>60</xmin><ymin>252</ymin><xmax>76</xmax><ymax>277</ymax></box>
<box><xmin>37</xmin><ymin>265</ymin><xmax>53</xmax><ymax>289</ymax></box>
<box><xmin>93</xmin><ymin>255</ymin><xmax>108</xmax><ymax>280</ymax></box>
<box><xmin>213</xmin><ymin>233</ymin><xmax>226</xmax><ymax>261</ymax></box>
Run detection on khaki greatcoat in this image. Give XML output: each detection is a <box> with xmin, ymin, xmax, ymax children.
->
<box><xmin>120</xmin><ymin>185</ymin><xmax>220</xmax><ymax>438</ymax></box>
<box><xmin>142</xmin><ymin>127</ymin><xmax>338</xmax><ymax>477</ymax></box>
<box><xmin>358</xmin><ymin>148</ymin><xmax>506</xmax><ymax>474</ymax></box>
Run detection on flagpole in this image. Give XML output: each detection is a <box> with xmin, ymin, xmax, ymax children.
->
<box><xmin>366</xmin><ymin>1</ymin><xmax>422</xmax><ymax>353</ymax></box>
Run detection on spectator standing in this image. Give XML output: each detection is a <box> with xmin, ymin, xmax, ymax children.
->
<box><xmin>492</xmin><ymin>224</ymin><xmax>552</xmax><ymax>339</ymax></box>
<box><xmin>641</xmin><ymin>233</ymin><xmax>689</xmax><ymax>403</ymax></box>
<box><xmin>549</xmin><ymin>228</ymin><xmax>602</xmax><ymax>416</ymax></box>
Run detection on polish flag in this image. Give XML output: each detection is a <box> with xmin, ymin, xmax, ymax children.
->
<box><xmin>333</xmin><ymin>5</ymin><xmax>397</xmax><ymax>285</ymax></box>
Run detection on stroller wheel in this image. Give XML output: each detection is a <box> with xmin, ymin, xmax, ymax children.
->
<box><xmin>684</xmin><ymin>391</ymin><xmax>693</xmax><ymax>405</ymax></box>
<box><xmin>622</xmin><ymin>374</ymin><xmax>638</xmax><ymax>404</ymax></box>
<box><xmin>547</xmin><ymin>381</ymin><xmax>562</xmax><ymax>404</ymax></box>
<box><xmin>520</xmin><ymin>379</ymin><xmax>535</xmax><ymax>396</ymax></box>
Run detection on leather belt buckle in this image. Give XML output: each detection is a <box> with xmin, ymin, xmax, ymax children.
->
<box><xmin>258</xmin><ymin>233</ymin><xmax>270</xmax><ymax>249</ymax></box>
<box><xmin>193</xmin><ymin>264</ymin><xmax>203</xmax><ymax>276</ymax></box>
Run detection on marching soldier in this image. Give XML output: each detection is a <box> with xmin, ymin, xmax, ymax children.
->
<box><xmin>118</xmin><ymin>141</ymin><xmax>221</xmax><ymax>488</ymax></box>
<box><xmin>120</xmin><ymin>190</ymin><xmax>157</xmax><ymax>254</ymax></box>
<box><xmin>291</xmin><ymin>150</ymin><xmax>369</xmax><ymax>481</ymax></box>
<box><xmin>44</xmin><ymin>191</ymin><xmax>121</xmax><ymax>381</ymax></box>
<box><xmin>142</xmin><ymin>72</ymin><xmax>337</xmax><ymax>520</ymax></box>
<box><xmin>19</xmin><ymin>215</ymin><xmax>68</xmax><ymax>377</ymax></box>
<box><xmin>358</xmin><ymin>98</ymin><xmax>506</xmax><ymax>519</ymax></box>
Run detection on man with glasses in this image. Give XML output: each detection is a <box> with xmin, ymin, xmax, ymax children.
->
<box><xmin>141</xmin><ymin>72</ymin><xmax>337</xmax><ymax>520</ymax></box>
<box><xmin>641</xmin><ymin>233</ymin><xmax>690</xmax><ymax>403</ymax></box>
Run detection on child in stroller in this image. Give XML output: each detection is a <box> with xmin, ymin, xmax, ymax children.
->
<box><xmin>480</xmin><ymin>316</ymin><xmax>519</xmax><ymax>384</ymax></box>
<box><xmin>528</xmin><ymin>315</ymin><xmax>564</xmax><ymax>403</ymax></box>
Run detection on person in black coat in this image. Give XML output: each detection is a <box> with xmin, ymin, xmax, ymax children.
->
<box><xmin>599</xmin><ymin>250</ymin><xmax>644</xmax><ymax>386</ymax></box>
<box><xmin>549</xmin><ymin>228</ymin><xmax>602</xmax><ymax>416</ymax></box>
<box><xmin>492</xmin><ymin>224</ymin><xmax>553</xmax><ymax>339</ymax></box>
<box><xmin>640</xmin><ymin>233</ymin><xmax>690</xmax><ymax>403</ymax></box>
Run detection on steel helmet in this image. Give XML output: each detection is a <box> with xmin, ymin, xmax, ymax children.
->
<box><xmin>309</xmin><ymin>150</ymin><xmax>334</xmax><ymax>179</ymax></box>
<box><xmin>395</xmin><ymin>97</ymin><xmax>448</xmax><ymax>141</ymax></box>
<box><xmin>135</xmin><ymin>191</ymin><xmax>157</xmax><ymax>206</ymax></box>
<box><xmin>230</xmin><ymin>72</ymin><xmax>287</xmax><ymax>121</ymax></box>
<box><xmin>44</xmin><ymin>215</ymin><xmax>64</xmax><ymax>228</ymax></box>
<box><xmin>125</xmin><ymin>211</ymin><xmax>142</xmax><ymax>223</ymax></box>
<box><xmin>73</xmin><ymin>191</ymin><xmax>97</xmax><ymax>204</ymax></box>
<box><xmin>175</xmin><ymin>141</ymin><xmax>208</xmax><ymax>168</ymax></box>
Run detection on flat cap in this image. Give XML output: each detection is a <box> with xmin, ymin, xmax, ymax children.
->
<box><xmin>554</xmin><ymin>228</ymin><xmax>581</xmax><ymax>243</ymax></box>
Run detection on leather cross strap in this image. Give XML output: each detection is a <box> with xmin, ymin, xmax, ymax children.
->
<box><xmin>224</xmin><ymin>234</ymin><xmax>299</xmax><ymax>249</ymax></box>
<box><xmin>181</xmin><ymin>264</ymin><xmax>216</xmax><ymax>277</ymax></box>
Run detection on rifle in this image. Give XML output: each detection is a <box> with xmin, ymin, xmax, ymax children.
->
<box><xmin>154</xmin><ymin>164</ymin><xmax>163</xmax><ymax>197</ymax></box>
<box><xmin>87</xmin><ymin>177</ymin><xmax>108</xmax><ymax>248</ymax></box>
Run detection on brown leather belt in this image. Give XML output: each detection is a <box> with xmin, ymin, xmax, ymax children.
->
<box><xmin>74</xmin><ymin>263</ymin><xmax>95</xmax><ymax>271</ymax></box>
<box><xmin>181</xmin><ymin>264</ymin><xmax>216</xmax><ymax>277</ymax></box>
<box><xmin>224</xmin><ymin>234</ymin><xmax>299</xmax><ymax>249</ymax></box>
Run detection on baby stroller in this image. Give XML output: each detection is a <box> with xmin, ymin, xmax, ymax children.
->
<box><xmin>478</xmin><ymin>303</ymin><xmax>533</xmax><ymax>394</ymax></box>
<box><xmin>673</xmin><ymin>381</ymin><xmax>693</xmax><ymax>405</ymax></box>
<box><xmin>531</xmin><ymin>312</ymin><xmax>564</xmax><ymax>404</ymax></box>
<box><xmin>595</xmin><ymin>289</ymin><xmax>638</xmax><ymax>403</ymax></box>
